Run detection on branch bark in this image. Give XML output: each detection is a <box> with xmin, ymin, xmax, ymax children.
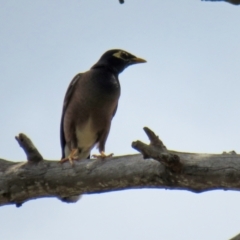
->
<box><xmin>1</xmin><ymin>127</ymin><xmax>240</xmax><ymax>209</ymax></box>
<box><xmin>15</xmin><ymin>133</ymin><xmax>43</xmax><ymax>162</ymax></box>
<box><xmin>119</xmin><ymin>0</ymin><xmax>240</xmax><ymax>5</ymax></box>
<box><xmin>203</xmin><ymin>0</ymin><xmax>240</xmax><ymax>5</ymax></box>
<box><xmin>230</xmin><ymin>233</ymin><xmax>240</xmax><ymax>240</ymax></box>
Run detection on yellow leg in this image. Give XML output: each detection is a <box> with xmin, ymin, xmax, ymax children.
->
<box><xmin>60</xmin><ymin>148</ymin><xmax>78</xmax><ymax>164</ymax></box>
<box><xmin>92</xmin><ymin>151</ymin><xmax>113</xmax><ymax>159</ymax></box>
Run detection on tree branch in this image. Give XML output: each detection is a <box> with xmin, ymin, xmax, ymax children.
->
<box><xmin>132</xmin><ymin>127</ymin><xmax>182</xmax><ymax>173</ymax></box>
<box><xmin>119</xmin><ymin>0</ymin><xmax>240</xmax><ymax>5</ymax></box>
<box><xmin>230</xmin><ymin>233</ymin><xmax>240</xmax><ymax>240</ymax></box>
<box><xmin>15</xmin><ymin>133</ymin><xmax>43</xmax><ymax>162</ymax></box>
<box><xmin>1</xmin><ymin>127</ymin><xmax>240</xmax><ymax>208</ymax></box>
<box><xmin>203</xmin><ymin>0</ymin><xmax>240</xmax><ymax>5</ymax></box>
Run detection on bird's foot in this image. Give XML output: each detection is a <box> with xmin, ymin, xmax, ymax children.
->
<box><xmin>60</xmin><ymin>148</ymin><xmax>78</xmax><ymax>165</ymax></box>
<box><xmin>92</xmin><ymin>151</ymin><xmax>113</xmax><ymax>159</ymax></box>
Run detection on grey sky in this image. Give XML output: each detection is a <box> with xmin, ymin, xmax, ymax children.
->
<box><xmin>1</xmin><ymin>0</ymin><xmax>240</xmax><ymax>239</ymax></box>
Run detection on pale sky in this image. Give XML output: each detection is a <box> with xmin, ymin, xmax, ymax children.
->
<box><xmin>1</xmin><ymin>0</ymin><xmax>240</xmax><ymax>239</ymax></box>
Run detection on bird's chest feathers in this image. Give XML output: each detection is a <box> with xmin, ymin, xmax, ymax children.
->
<box><xmin>93</xmin><ymin>71</ymin><xmax>120</xmax><ymax>96</ymax></box>
<box><xmin>76</xmin><ymin>118</ymin><xmax>96</xmax><ymax>149</ymax></box>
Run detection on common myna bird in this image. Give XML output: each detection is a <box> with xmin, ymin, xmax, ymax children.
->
<box><xmin>60</xmin><ymin>49</ymin><xmax>146</xmax><ymax>164</ymax></box>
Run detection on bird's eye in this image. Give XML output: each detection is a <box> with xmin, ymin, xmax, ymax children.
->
<box><xmin>120</xmin><ymin>52</ymin><xmax>128</xmax><ymax>59</ymax></box>
<box><xmin>112</xmin><ymin>51</ymin><xmax>130</xmax><ymax>60</ymax></box>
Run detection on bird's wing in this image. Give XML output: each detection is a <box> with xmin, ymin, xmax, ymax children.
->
<box><xmin>60</xmin><ymin>73</ymin><xmax>82</xmax><ymax>158</ymax></box>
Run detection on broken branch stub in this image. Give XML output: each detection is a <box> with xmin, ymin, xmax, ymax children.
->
<box><xmin>15</xmin><ymin>133</ymin><xmax>43</xmax><ymax>162</ymax></box>
<box><xmin>132</xmin><ymin>127</ymin><xmax>182</xmax><ymax>173</ymax></box>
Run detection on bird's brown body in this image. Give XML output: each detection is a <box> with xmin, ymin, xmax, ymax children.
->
<box><xmin>60</xmin><ymin>49</ymin><xmax>146</xmax><ymax>202</ymax></box>
<box><xmin>61</xmin><ymin>49</ymin><xmax>146</xmax><ymax>161</ymax></box>
<box><xmin>61</xmin><ymin>68</ymin><xmax>120</xmax><ymax>159</ymax></box>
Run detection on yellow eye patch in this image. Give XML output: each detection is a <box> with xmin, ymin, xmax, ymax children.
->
<box><xmin>113</xmin><ymin>51</ymin><xmax>129</xmax><ymax>60</ymax></box>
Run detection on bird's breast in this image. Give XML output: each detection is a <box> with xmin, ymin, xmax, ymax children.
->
<box><xmin>76</xmin><ymin>118</ymin><xmax>96</xmax><ymax>150</ymax></box>
<box><xmin>91</xmin><ymin>70</ymin><xmax>120</xmax><ymax>95</ymax></box>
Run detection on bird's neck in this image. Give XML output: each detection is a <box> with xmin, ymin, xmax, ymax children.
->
<box><xmin>91</xmin><ymin>63</ymin><xmax>120</xmax><ymax>76</ymax></box>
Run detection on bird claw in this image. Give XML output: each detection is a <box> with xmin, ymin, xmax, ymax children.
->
<box><xmin>92</xmin><ymin>151</ymin><xmax>113</xmax><ymax>159</ymax></box>
<box><xmin>60</xmin><ymin>149</ymin><xmax>78</xmax><ymax>165</ymax></box>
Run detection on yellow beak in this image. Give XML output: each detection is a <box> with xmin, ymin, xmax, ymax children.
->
<box><xmin>131</xmin><ymin>57</ymin><xmax>147</xmax><ymax>63</ymax></box>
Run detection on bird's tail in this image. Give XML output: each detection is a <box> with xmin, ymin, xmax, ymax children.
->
<box><xmin>59</xmin><ymin>195</ymin><xmax>82</xmax><ymax>203</ymax></box>
<box><xmin>58</xmin><ymin>154</ymin><xmax>90</xmax><ymax>203</ymax></box>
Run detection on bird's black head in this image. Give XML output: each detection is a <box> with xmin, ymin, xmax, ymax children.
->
<box><xmin>91</xmin><ymin>49</ymin><xmax>146</xmax><ymax>74</ymax></box>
